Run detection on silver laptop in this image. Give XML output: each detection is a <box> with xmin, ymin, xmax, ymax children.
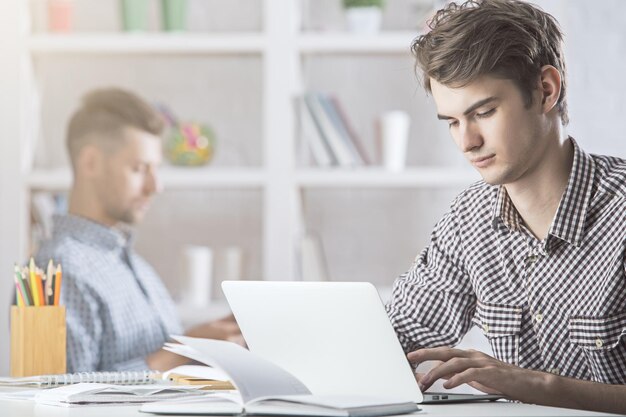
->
<box><xmin>222</xmin><ymin>281</ymin><xmax>501</xmax><ymax>404</ymax></box>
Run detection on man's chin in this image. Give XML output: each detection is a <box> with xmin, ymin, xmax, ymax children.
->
<box><xmin>130</xmin><ymin>212</ymin><xmax>146</xmax><ymax>224</ymax></box>
<box><xmin>477</xmin><ymin>169</ymin><xmax>507</xmax><ymax>186</ymax></box>
<box><xmin>118</xmin><ymin>211</ymin><xmax>144</xmax><ymax>225</ymax></box>
<box><xmin>481</xmin><ymin>176</ymin><xmax>502</xmax><ymax>186</ymax></box>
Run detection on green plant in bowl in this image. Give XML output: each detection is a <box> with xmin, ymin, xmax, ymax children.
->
<box><xmin>343</xmin><ymin>0</ymin><xmax>384</xmax><ymax>8</ymax></box>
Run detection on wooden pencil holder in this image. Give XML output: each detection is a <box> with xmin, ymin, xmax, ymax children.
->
<box><xmin>10</xmin><ymin>305</ymin><xmax>66</xmax><ymax>377</ymax></box>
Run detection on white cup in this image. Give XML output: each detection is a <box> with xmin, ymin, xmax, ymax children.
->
<box><xmin>222</xmin><ymin>246</ymin><xmax>243</xmax><ymax>281</ymax></box>
<box><xmin>380</xmin><ymin>110</ymin><xmax>411</xmax><ymax>172</ymax></box>
<box><xmin>182</xmin><ymin>245</ymin><xmax>213</xmax><ymax>308</ymax></box>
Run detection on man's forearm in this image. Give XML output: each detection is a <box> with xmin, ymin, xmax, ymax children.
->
<box><xmin>410</xmin><ymin>347</ymin><xmax>626</xmax><ymax>414</ymax></box>
<box><xmin>146</xmin><ymin>349</ymin><xmax>188</xmax><ymax>371</ymax></box>
<box><xmin>532</xmin><ymin>372</ymin><xmax>626</xmax><ymax>414</ymax></box>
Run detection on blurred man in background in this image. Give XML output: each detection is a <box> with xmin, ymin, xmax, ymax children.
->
<box><xmin>37</xmin><ymin>88</ymin><xmax>241</xmax><ymax>372</ymax></box>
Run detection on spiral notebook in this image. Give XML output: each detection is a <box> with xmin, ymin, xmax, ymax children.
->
<box><xmin>0</xmin><ymin>370</ymin><xmax>158</xmax><ymax>388</ymax></box>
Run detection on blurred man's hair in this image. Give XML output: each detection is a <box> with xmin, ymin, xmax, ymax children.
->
<box><xmin>67</xmin><ymin>88</ymin><xmax>164</xmax><ymax>170</ymax></box>
<box><xmin>412</xmin><ymin>0</ymin><xmax>568</xmax><ymax>125</ymax></box>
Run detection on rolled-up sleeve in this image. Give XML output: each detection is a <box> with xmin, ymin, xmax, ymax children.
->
<box><xmin>386</xmin><ymin>202</ymin><xmax>476</xmax><ymax>353</ymax></box>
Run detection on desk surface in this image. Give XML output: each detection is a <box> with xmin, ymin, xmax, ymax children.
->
<box><xmin>0</xmin><ymin>398</ymin><xmax>618</xmax><ymax>417</ymax></box>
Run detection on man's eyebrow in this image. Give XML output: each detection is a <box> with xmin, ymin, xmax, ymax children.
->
<box><xmin>437</xmin><ymin>96</ymin><xmax>498</xmax><ymax>120</ymax></box>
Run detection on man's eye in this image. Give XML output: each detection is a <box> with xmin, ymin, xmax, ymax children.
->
<box><xmin>476</xmin><ymin>108</ymin><xmax>496</xmax><ymax>119</ymax></box>
<box><xmin>447</xmin><ymin>120</ymin><xmax>459</xmax><ymax>128</ymax></box>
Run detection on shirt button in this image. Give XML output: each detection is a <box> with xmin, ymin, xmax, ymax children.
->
<box><xmin>595</xmin><ymin>338</ymin><xmax>603</xmax><ymax>348</ymax></box>
<box><xmin>549</xmin><ymin>368</ymin><xmax>560</xmax><ymax>375</ymax></box>
<box><xmin>535</xmin><ymin>313</ymin><xmax>543</xmax><ymax>323</ymax></box>
<box><xmin>525</xmin><ymin>255</ymin><xmax>538</xmax><ymax>267</ymax></box>
<box><xmin>482</xmin><ymin>324</ymin><xmax>490</xmax><ymax>333</ymax></box>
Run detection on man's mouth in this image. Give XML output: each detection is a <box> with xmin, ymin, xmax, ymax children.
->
<box><xmin>470</xmin><ymin>154</ymin><xmax>495</xmax><ymax>168</ymax></box>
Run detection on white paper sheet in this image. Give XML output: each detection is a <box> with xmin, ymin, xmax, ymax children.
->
<box><xmin>169</xmin><ymin>336</ymin><xmax>311</xmax><ymax>403</ymax></box>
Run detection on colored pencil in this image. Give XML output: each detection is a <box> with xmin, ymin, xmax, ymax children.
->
<box><xmin>14</xmin><ymin>277</ymin><xmax>24</xmax><ymax>307</ymax></box>
<box><xmin>15</xmin><ymin>265</ymin><xmax>32</xmax><ymax>306</ymax></box>
<box><xmin>14</xmin><ymin>269</ymin><xmax>29</xmax><ymax>306</ymax></box>
<box><xmin>36</xmin><ymin>268</ymin><xmax>46</xmax><ymax>306</ymax></box>
<box><xmin>46</xmin><ymin>260</ymin><xmax>54</xmax><ymax>306</ymax></box>
<box><xmin>21</xmin><ymin>266</ymin><xmax>32</xmax><ymax>303</ymax></box>
<box><xmin>29</xmin><ymin>258</ymin><xmax>40</xmax><ymax>306</ymax></box>
<box><xmin>54</xmin><ymin>264</ymin><xmax>62</xmax><ymax>306</ymax></box>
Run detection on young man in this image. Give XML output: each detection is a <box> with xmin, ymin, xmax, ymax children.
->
<box><xmin>36</xmin><ymin>88</ymin><xmax>241</xmax><ymax>373</ymax></box>
<box><xmin>385</xmin><ymin>0</ymin><xmax>626</xmax><ymax>412</ymax></box>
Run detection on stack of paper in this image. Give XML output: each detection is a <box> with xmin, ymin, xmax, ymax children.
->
<box><xmin>34</xmin><ymin>383</ymin><xmax>208</xmax><ymax>407</ymax></box>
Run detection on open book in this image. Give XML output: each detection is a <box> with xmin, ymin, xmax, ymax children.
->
<box><xmin>141</xmin><ymin>336</ymin><xmax>419</xmax><ymax>417</ymax></box>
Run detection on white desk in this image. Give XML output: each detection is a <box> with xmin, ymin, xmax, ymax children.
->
<box><xmin>0</xmin><ymin>398</ymin><xmax>619</xmax><ymax>417</ymax></box>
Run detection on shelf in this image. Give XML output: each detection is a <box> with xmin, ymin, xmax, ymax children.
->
<box><xmin>295</xmin><ymin>167</ymin><xmax>480</xmax><ymax>188</ymax></box>
<box><xmin>27</xmin><ymin>32</ymin><xmax>266</xmax><ymax>54</ymax></box>
<box><xmin>297</xmin><ymin>31</ymin><xmax>419</xmax><ymax>54</ymax></box>
<box><xmin>27</xmin><ymin>167</ymin><xmax>478</xmax><ymax>190</ymax></box>
<box><xmin>26</xmin><ymin>167</ymin><xmax>267</xmax><ymax>191</ymax></box>
<box><xmin>26</xmin><ymin>32</ymin><xmax>420</xmax><ymax>55</ymax></box>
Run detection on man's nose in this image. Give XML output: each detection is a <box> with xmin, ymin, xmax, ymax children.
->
<box><xmin>145</xmin><ymin>170</ymin><xmax>162</xmax><ymax>195</ymax></box>
<box><xmin>459</xmin><ymin>122</ymin><xmax>483</xmax><ymax>153</ymax></box>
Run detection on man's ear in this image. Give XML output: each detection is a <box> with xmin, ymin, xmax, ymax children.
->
<box><xmin>538</xmin><ymin>65</ymin><xmax>562</xmax><ymax>115</ymax></box>
<box><xmin>75</xmin><ymin>144</ymin><xmax>103</xmax><ymax>179</ymax></box>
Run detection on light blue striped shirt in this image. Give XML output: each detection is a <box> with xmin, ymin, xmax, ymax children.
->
<box><xmin>36</xmin><ymin>214</ymin><xmax>183</xmax><ymax>372</ymax></box>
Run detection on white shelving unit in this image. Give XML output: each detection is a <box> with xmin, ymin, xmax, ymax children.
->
<box><xmin>2</xmin><ymin>0</ymin><xmax>472</xmax><ymax>305</ymax></box>
<box><xmin>0</xmin><ymin>0</ymin><xmax>486</xmax><ymax>375</ymax></box>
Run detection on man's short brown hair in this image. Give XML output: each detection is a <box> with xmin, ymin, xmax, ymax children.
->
<box><xmin>67</xmin><ymin>88</ymin><xmax>165</xmax><ymax>169</ymax></box>
<box><xmin>412</xmin><ymin>0</ymin><xmax>568</xmax><ymax>125</ymax></box>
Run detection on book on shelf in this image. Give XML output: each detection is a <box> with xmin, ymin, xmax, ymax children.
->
<box><xmin>300</xmin><ymin>92</ymin><xmax>371</xmax><ymax>168</ymax></box>
<box><xmin>305</xmin><ymin>93</ymin><xmax>359</xmax><ymax>167</ymax></box>
<box><xmin>318</xmin><ymin>93</ymin><xmax>366</xmax><ymax>166</ymax></box>
<box><xmin>328</xmin><ymin>95</ymin><xmax>371</xmax><ymax>165</ymax></box>
<box><xmin>296</xmin><ymin>96</ymin><xmax>335</xmax><ymax>167</ymax></box>
<box><xmin>142</xmin><ymin>336</ymin><xmax>419</xmax><ymax>416</ymax></box>
<box><xmin>303</xmin><ymin>93</ymin><xmax>343</xmax><ymax>166</ymax></box>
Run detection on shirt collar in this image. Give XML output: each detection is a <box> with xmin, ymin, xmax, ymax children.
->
<box><xmin>548</xmin><ymin>138</ymin><xmax>595</xmax><ymax>247</ymax></box>
<box><xmin>52</xmin><ymin>214</ymin><xmax>132</xmax><ymax>251</ymax></box>
<box><xmin>490</xmin><ymin>138</ymin><xmax>595</xmax><ymax>247</ymax></box>
<box><xmin>491</xmin><ymin>186</ymin><xmax>521</xmax><ymax>232</ymax></box>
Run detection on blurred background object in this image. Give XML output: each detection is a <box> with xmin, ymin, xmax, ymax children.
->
<box><xmin>47</xmin><ymin>0</ymin><xmax>73</xmax><ymax>32</ymax></box>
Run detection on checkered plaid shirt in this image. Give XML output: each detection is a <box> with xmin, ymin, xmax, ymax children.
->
<box><xmin>36</xmin><ymin>215</ymin><xmax>183</xmax><ymax>372</ymax></box>
<box><xmin>386</xmin><ymin>138</ymin><xmax>626</xmax><ymax>384</ymax></box>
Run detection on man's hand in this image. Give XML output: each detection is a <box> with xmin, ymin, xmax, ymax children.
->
<box><xmin>407</xmin><ymin>347</ymin><xmax>547</xmax><ymax>399</ymax></box>
<box><xmin>185</xmin><ymin>314</ymin><xmax>245</xmax><ymax>346</ymax></box>
<box><xmin>147</xmin><ymin>315</ymin><xmax>245</xmax><ymax>371</ymax></box>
